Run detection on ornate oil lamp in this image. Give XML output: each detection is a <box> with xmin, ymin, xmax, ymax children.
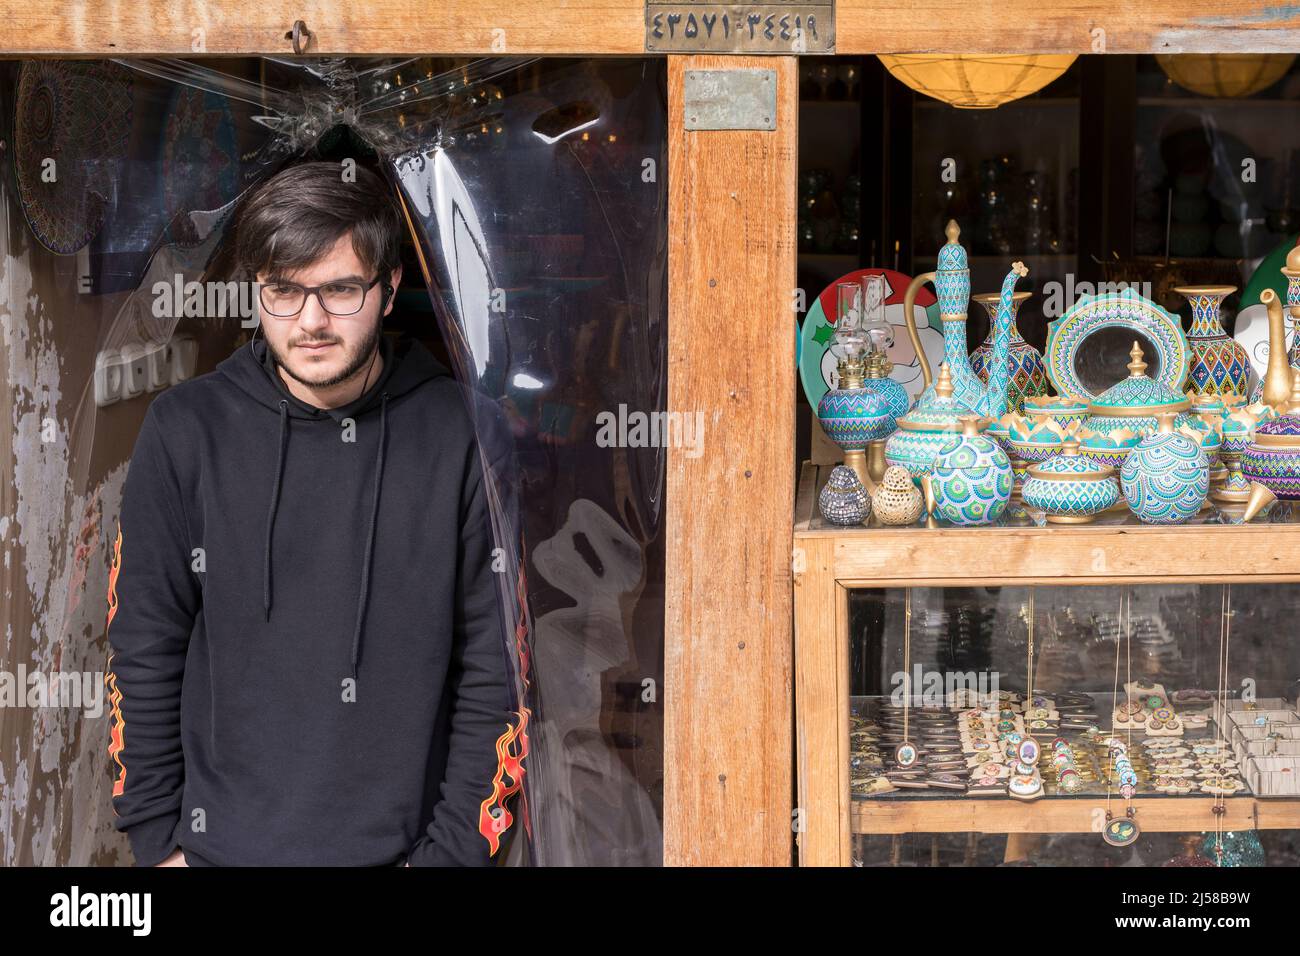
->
<box><xmin>817</xmin><ymin>282</ymin><xmax>896</xmax><ymax>489</ymax></box>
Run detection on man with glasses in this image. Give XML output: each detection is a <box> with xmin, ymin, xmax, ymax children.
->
<box><xmin>103</xmin><ymin>161</ymin><xmax>522</xmax><ymax>867</ymax></box>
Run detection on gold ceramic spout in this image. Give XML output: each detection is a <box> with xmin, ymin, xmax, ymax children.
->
<box><xmin>1242</xmin><ymin>481</ymin><xmax>1278</xmax><ymax>523</ymax></box>
<box><xmin>903</xmin><ymin>269</ymin><xmax>939</xmax><ymax>390</ymax></box>
<box><xmin>1260</xmin><ymin>287</ymin><xmax>1292</xmax><ymax>412</ymax></box>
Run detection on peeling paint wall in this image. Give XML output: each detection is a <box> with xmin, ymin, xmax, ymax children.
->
<box><xmin>0</xmin><ymin>162</ymin><xmax>135</xmax><ymax>866</ymax></box>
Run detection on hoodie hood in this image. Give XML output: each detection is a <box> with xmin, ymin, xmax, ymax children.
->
<box><xmin>214</xmin><ymin>332</ymin><xmax>452</xmax><ymax>678</ymax></box>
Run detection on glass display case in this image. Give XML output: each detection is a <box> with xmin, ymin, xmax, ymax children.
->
<box><xmin>794</xmin><ymin>462</ymin><xmax>1300</xmax><ymax>867</ymax></box>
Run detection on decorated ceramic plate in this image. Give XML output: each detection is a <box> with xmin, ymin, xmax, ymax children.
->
<box><xmin>1045</xmin><ymin>286</ymin><xmax>1191</xmax><ymax>401</ymax></box>
<box><xmin>799</xmin><ymin>268</ymin><xmax>942</xmax><ymax>409</ymax></box>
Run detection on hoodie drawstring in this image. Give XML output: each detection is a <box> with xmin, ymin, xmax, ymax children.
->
<box><xmin>264</xmin><ymin>400</ymin><xmax>290</xmax><ymax>622</ymax></box>
<box><xmin>351</xmin><ymin>392</ymin><xmax>389</xmax><ymax>679</ymax></box>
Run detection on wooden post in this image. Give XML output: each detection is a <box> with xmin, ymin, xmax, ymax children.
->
<box><xmin>664</xmin><ymin>54</ymin><xmax>797</xmax><ymax>866</ymax></box>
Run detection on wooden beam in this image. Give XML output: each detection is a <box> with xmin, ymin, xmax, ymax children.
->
<box><xmin>7</xmin><ymin>1</ymin><xmax>1300</xmax><ymax>56</ymax></box>
<box><xmin>837</xmin><ymin>0</ymin><xmax>1300</xmax><ymax>54</ymax></box>
<box><xmin>0</xmin><ymin>0</ymin><xmax>646</xmax><ymax>56</ymax></box>
<box><xmin>664</xmin><ymin>54</ymin><xmax>797</xmax><ymax>866</ymax></box>
<box><xmin>793</xmin><ymin>538</ymin><xmax>842</xmax><ymax>865</ymax></box>
<box><xmin>796</xmin><ymin>463</ymin><xmax>1300</xmax><ymax>585</ymax></box>
<box><xmin>853</xmin><ymin>795</ymin><xmax>1288</xmax><ymax>834</ymax></box>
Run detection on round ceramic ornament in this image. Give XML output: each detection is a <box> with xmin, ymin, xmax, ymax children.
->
<box><xmin>923</xmin><ymin>415</ymin><xmax>1013</xmax><ymax>525</ymax></box>
<box><xmin>1121</xmin><ymin>412</ymin><xmax>1209</xmax><ymax>523</ymax></box>
<box><xmin>894</xmin><ymin>742</ymin><xmax>919</xmax><ymax>768</ymax></box>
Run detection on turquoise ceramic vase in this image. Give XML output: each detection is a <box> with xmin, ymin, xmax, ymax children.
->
<box><xmin>971</xmin><ymin>289</ymin><xmax>1048</xmax><ymax>414</ymax></box>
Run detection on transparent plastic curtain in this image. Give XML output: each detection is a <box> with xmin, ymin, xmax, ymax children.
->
<box><xmin>0</xmin><ymin>54</ymin><xmax>666</xmax><ymax>865</ymax></box>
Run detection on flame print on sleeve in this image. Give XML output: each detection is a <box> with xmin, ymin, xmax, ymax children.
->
<box><xmin>476</xmin><ymin>547</ymin><xmax>534</xmax><ymax>854</ymax></box>
<box><xmin>105</xmin><ymin>524</ymin><xmax>128</xmax><ymax>801</ymax></box>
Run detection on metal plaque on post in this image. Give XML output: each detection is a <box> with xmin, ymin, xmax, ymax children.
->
<box><xmin>646</xmin><ymin>2</ymin><xmax>834</xmax><ymax>54</ymax></box>
<box><xmin>683</xmin><ymin>69</ymin><xmax>778</xmax><ymax>130</ymax></box>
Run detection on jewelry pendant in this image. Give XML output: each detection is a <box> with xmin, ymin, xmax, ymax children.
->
<box><xmin>1102</xmin><ymin>809</ymin><xmax>1141</xmax><ymax>847</ymax></box>
<box><xmin>895</xmin><ymin>741</ymin><xmax>919</xmax><ymax>768</ymax></box>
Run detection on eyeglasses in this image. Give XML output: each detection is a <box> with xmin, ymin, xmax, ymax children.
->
<box><xmin>258</xmin><ymin>275</ymin><xmax>384</xmax><ymax>317</ymax></box>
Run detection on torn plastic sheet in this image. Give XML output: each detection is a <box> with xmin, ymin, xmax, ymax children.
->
<box><xmin>1</xmin><ymin>54</ymin><xmax>666</xmax><ymax>866</ymax></box>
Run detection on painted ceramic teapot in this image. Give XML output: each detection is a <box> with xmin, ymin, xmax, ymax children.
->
<box><xmin>921</xmin><ymin>415</ymin><xmax>1013</xmax><ymax>526</ymax></box>
<box><xmin>902</xmin><ymin>220</ymin><xmax>1027</xmax><ymax>418</ymax></box>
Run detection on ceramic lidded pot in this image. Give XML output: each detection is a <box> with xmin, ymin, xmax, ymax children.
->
<box><xmin>873</xmin><ymin>465</ymin><xmax>925</xmax><ymax>525</ymax></box>
<box><xmin>922</xmin><ymin>415</ymin><xmax>1013</xmax><ymax>526</ymax></box>
<box><xmin>1021</xmin><ymin>438</ymin><xmax>1120</xmax><ymax>523</ymax></box>
<box><xmin>970</xmin><ymin>289</ymin><xmax>1047</xmax><ymax>414</ymax></box>
<box><xmin>1078</xmin><ymin>342</ymin><xmax>1193</xmax><ymax>471</ymax></box>
<box><xmin>1120</xmin><ymin>412</ymin><xmax>1209</xmax><ymax>524</ymax></box>
<box><xmin>1242</xmin><ymin>371</ymin><xmax>1300</xmax><ymax>500</ymax></box>
<box><xmin>884</xmin><ymin>364</ymin><xmax>967</xmax><ymax>483</ymax></box>
<box><xmin>818</xmin><ymin>465</ymin><xmax>871</xmax><ymax>525</ymax></box>
<box><xmin>985</xmin><ymin>411</ymin><xmax>1029</xmax><ymax>498</ymax></box>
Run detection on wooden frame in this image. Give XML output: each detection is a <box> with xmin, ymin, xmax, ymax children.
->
<box><xmin>6</xmin><ymin>0</ymin><xmax>1300</xmax><ymax>869</ymax></box>
<box><xmin>794</xmin><ymin>462</ymin><xmax>1300</xmax><ymax>866</ymax></box>
<box><xmin>6</xmin><ymin>2</ymin><xmax>1300</xmax><ymax>55</ymax></box>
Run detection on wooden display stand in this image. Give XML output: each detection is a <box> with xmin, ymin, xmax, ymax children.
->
<box><xmin>795</xmin><ymin>461</ymin><xmax>1300</xmax><ymax>866</ymax></box>
<box><xmin>7</xmin><ymin>0</ymin><xmax>1300</xmax><ymax>868</ymax></box>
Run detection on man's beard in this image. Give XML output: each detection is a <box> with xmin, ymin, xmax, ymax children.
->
<box><xmin>268</xmin><ymin>320</ymin><xmax>382</xmax><ymax>390</ymax></box>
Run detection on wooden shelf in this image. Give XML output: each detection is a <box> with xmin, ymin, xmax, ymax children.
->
<box><xmin>795</xmin><ymin>461</ymin><xmax>1300</xmax><ymax>586</ymax></box>
<box><xmin>853</xmin><ymin>795</ymin><xmax>1300</xmax><ymax>835</ymax></box>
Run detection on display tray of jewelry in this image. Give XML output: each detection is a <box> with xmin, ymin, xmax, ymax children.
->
<box><xmin>849</xmin><ymin>694</ymin><xmax>1253</xmax><ymax>801</ymax></box>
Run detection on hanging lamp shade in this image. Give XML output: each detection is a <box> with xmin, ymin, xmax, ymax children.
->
<box><xmin>877</xmin><ymin>54</ymin><xmax>1077</xmax><ymax>109</ymax></box>
<box><xmin>1156</xmin><ymin>53</ymin><xmax>1296</xmax><ymax>98</ymax></box>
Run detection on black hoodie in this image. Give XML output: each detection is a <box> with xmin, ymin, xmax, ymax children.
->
<box><xmin>104</xmin><ymin>332</ymin><xmax>520</xmax><ymax>866</ymax></box>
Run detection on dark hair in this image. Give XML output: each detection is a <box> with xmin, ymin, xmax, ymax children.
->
<box><xmin>235</xmin><ymin>161</ymin><xmax>404</xmax><ymax>280</ymax></box>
